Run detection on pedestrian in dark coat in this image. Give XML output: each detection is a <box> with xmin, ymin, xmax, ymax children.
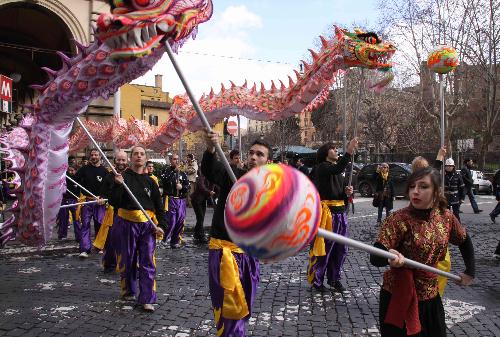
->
<box><xmin>374</xmin><ymin>163</ymin><xmax>395</xmax><ymax>224</ymax></box>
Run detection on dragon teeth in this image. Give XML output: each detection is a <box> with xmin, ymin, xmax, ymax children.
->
<box><xmin>141</xmin><ymin>26</ymin><xmax>150</xmax><ymax>42</ymax></box>
<box><xmin>132</xmin><ymin>28</ymin><xmax>144</xmax><ymax>48</ymax></box>
<box><xmin>148</xmin><ymin>24</ymin><xmax>157</xmax><ymax>38</ymax></box>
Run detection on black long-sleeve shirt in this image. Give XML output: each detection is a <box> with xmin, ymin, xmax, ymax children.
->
<box><xmin>75</xmin><ymin>164</ymin><xmax>109</xmax><ymax>197</ymax></box>
<box><xmin>460</xmin><ymin>166</ymin><xmax>474</xmax><ymax>187</ymax></box>
<box><xmin>159</xmin><ymin>166</ymin><xmax>190</xmax><ymax>198</ymax></box>
<box><xmin>314</xmin><ymin>153</ymin><xmax>351</xmax><ymax>206</ymax></box>
<box><xmin>109</xmin><ymin>169</ymin><xmax>166</xmax><ymax>228</ymax></box>
<box><xmin>202</xmin><ymin>150</ymin><xmax>247</xmax><ymax>242</ymax></box>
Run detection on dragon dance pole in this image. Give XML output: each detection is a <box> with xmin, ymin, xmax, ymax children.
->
<box><xmin>164</xmin><ymin>42</ymin><xmax>237</xmax><ymax>182</ymax></box>
<box><xmin>343</xmin><ymin>74</ymin><xmax>347</xmax><ymax>155</ymax></box>
<box><xmin>66</xmin><ymin>189</ymin><xmax>79</xmax><ymax>200</ymax></box>
<box><xmin>163</xmin><ymin>43</ymin><xmax>462</xmax><ymax>282</ymax></box>
<box><xmin>348</xmin><ymin>68</ymin><xmax>364</xmax><ymax>187</ymax></box>
<box><xmin>75</xmin><ymin>118</ymin><xmax>161</xmax><ymax>233</ymax></box>
<box><xmin>66</xmin><ymin>175</ymin><xmax>99</xmax><ymax>199</ymax></box>
<box><xmin>60</xmin><ymin>199</ymin><xmax>108</xmax><ymax>209</ymax></box>
<box><xmin>317</xmin><ymin>228</ymin><xmax>461</xmax><ymax>281</ymax></box>
<box><xmin>237</xmin><ymin>115</ymin><xmax>242</xmax><ymax>158</ymax></box>
<box><xmin>439</xmin><ymin>73</ymin><xmax>445</xmax><ymax>190</ymax></box>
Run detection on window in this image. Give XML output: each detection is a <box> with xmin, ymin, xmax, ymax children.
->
<box><xmin>149</xmin><ymin>115</ymin><xmax>158</xmax><ymax>126</ymax></box>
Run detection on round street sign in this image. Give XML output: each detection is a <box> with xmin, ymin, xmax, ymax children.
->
<box><xmin>227</xmin><ymin>120</ymin><xmax>238</xmax><ymax>135</ymax></box>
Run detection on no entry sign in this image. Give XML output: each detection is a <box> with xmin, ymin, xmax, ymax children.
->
<box><xmin>0</xmin><ymin>75</ymin><xmax>13</xmax><ymax>113</ymax></box>
<box><xmin>227</xmin><ymin>120</ymin><xmax>238</xmax><ymax>135</ymax></box>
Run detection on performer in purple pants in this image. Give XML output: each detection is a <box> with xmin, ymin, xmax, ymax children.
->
<box><xmin>57</xmin><ymin>166</ymin><xmax>81</xmax><ymax>240</ymax></box>
<box><xmin>202</xmin><ymin>130</ymin><xmax>273</xmax><ymax>337</ymax></box>
<box><xmin>307</xmin><ymin>139</ymin><xmax>358</xmax><ymax>293</ymax></box>
<box><xmin>94</xmin><ymin>150</ymin><xmax>129</xmax><ymax>272</ymax></box>
<box><xmin>75</xmin><ymin>148</ymin><xmax>108</xmax><ymax>258</ymax></box>
<box><xmin>109</xmin><ymin>146</ymin><xmax>165</xmax><ymax>312</ymax></box>
<box><xmin>159</xmin><ymin>153</ymin><xmax>189</xmax><ymax>248</ymax></box>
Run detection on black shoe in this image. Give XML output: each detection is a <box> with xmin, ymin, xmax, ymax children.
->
<box><xmin>474</xmin><ymin>209</ymin><xmax>483</xmax><ymax>214</ymax></box>
<box><xmin>103</xmin><ymin>266</ymin><xmax>116</xmax><ymax>274</ymax></box>
<box><xmin>331</xmin><ymin>281</ymin><xmax>347</xmax><ymax>293</ymax></box>
<box><xmin>491</xmin><ymin>214</ymin><xmax>496</xmax><ymax>223</ymax></box>
<box><xmin>312</xmin><ymin>284</ymin><xmax>327</xmax><ymax>292</ymax></box>
<box><xmin>194</xmin><ymin>235</ymin><xmax>208</xmax><ymax>245</ymax></box>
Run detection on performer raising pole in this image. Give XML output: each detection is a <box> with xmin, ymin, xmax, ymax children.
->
<box><xmin>74</xmin><ymin>149</ymin><xmax>108</xmax><ymax>258</ymax></box>
<box><xmin>109</xmin><ymin>146</ymin><xmax>165</xmax><ymax>312</ymax></box>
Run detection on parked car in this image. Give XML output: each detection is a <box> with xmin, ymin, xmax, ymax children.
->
<box><xmin>471</xmin><ymin>170</ymin><xmax>493</xmax><ymax>194</ymax></box>
<box><xmin>356</xmin><ymin>163</ymin><xmax>412</xmax><ymax>197</ymax></box>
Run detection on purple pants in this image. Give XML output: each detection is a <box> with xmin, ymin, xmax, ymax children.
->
<box><xmin>164</xmin><ymin>197</ymin><xmax>186</xmax><ymax>246</ymax></box>
<box><xmin>78</xmin><ymin>203</ymin><xmax>106</xmax><ymax>253</ymax></box>
<box><xmin>307</xmin><ymin>211</ymin><xmax>348</xmax><ymax>287</ymax></box>
<box><xmin>114</xmin><ymin>216</ymin><xmax>157</xmax><ymax>304</ymax></box>
<box><xmin>56</xmin><ymin>197</ymin><xmax>79</xmax><ymax>239</ymax></box>
<box><xmin>102</xmin><ymin>216</ymin><xmax>117</xmax><ymax>270</ymax></box>
<box><xmin>208</xmin><ymin>248</ymin><xmax>260</xmax><ymax>337</ymax></box>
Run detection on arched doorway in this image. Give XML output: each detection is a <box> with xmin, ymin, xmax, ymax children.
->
<box><xmin>0</xmin><ymin>1</ymin><xmax>75</xmax><ymax>127</ymax></box>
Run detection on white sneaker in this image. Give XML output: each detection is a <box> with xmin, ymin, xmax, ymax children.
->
<box><xmin>79</xmin><ymin>252</ymin><xmax>89</xmax><ymax>258</ymax></box>
<box><xmin>143</xmin><ymin>304</ymin><xmax>155</xmax><ymax>312</ymax></box>
<box><xmin>98</xmin><ymin>250</ymin><xmax>104</xmax><ymax>254</ymax></box>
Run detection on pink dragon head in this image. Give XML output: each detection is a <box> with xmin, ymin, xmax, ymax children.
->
<box><xmin>96</xmin><ymin>0</ymin><xmax>213</xmax><ymax>59</ymax></box>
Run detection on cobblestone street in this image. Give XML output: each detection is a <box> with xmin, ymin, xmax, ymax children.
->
<box><xmin>0</xmin><ymin>196</ymin><xmax>499</xmax><ymax>336</ymax></box>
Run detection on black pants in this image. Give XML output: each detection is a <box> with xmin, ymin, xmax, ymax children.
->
<box><xmin>192</xmin><ymin>200</ymin><xmax>206</xmax><ymax>237</ymax></box>
<box><xmin>379</xmin><ymin>289</ymin><xmax>446</xmax><ymax>337</ymax></box>
<box><xmin>448</xmin><ymin>203</ymin><xmax>460</xmax><ymax>222</ymax></box>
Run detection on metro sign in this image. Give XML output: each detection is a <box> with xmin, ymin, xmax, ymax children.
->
<box><xmin>0</xmin><ymin>75</ymin><xmax>13</xmax><ymax>114</ymax></box>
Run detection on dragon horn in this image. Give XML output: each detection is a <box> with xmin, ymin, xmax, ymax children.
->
<box><xmin>293</xmin><ymin>70</ymin><xmax>302</xmax><ymax>81</ymax></box>
<box><xmin>270</xmin><ymin>80</ymin><xmax>277</xmax><ymax>93</ymax></box>
<box><xmin>279</xmin><ymin>80</ymin><xmax>286</xmax><ymax>92</ymax></box>
<box><xmin>288</xmin><ymin>75</ymin><xmax>295</xmax><ymax>87</ymax></box>
<box><xmin>229</xmin><ymin>80</ymin><xmax>236</xmax><ymax>89</ymax></box>
<box><xmin>260</xmin><ymin>82</ymin><xmax>266</xmax><ymax>94</ymax></box>
<box><xmin>309</xmin><ymin>49</ymin><xmax>320</xmax><ymax>62</ymax></box>
<box><xmin>319</xmin><ymin>35</ymin><xmax>329</xmax><ymax>49</ymax></box>
<box><xmin>250</xmin><ymin>83</ymin><xmax>256</xmax><ymax>94</ymax></box>
<box><xmin>30</xmin><ymin>84</ymin><xmax>46</xmax><ymax>92</ymax></box>
<box><xmin>242</xmin><ymin>79</ymin><xmax>248</xmax><ymax>88</ymax></box>
<box><xmin>41</xmin><ymin>67</ymin><xmax>57</xmax><ymax>81</ymax></box>
<box><xmin>220</xmin><ymin>83</ymin><xmax>226</xmax><ymax>94</ymax></box>
<box><xmin>301</xmin><ymin>60</ymin><xmax>311</xmax><ymax>73</ymax></box>
<box><xmin>56</xmin><ymin>51</ymin><xmax>72</xmax><ymax>66</ymax></box>
<box><xmin>73</xmin><ymin>40</ymin><xmax>88</xmax><ymax>56</ymax></box>
<box><xmin>209</xmin><ymin>87</ymin><xmax>215</xmax><ymax>99</ymax></box>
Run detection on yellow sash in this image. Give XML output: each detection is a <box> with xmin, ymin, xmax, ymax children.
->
<box><xmin>93</xmin><ymin>206</ymin><xmax>114</xmax><ymax>250</ymax></box>
<box><xmin>150</xmin><ymin>175</ymin><xmax>159</xmax><ymax>186</ymax></box>
<box><xmin>311</xmin><ymin>200</ymin><xmax>344</xmax><ymax>257</ymax></box>
<box><xmin>117</xmin><ymin>209</ymin><xmax>163</xmax><ymax>241</ymax></box>
<box><xmin>208</xmin><ymin>238</ymin><xmax>249</xmax><ymax>320</ymax></box>
<box><xmin>164</xmin><ymin>196</ymin><xmax>169</xmax><ymax>212</ymax></box>
<box><xmin>437</xmin><ymin>248</ymin><xmax>451</xmax><ymax>296</ymax></box>
<box><xmin>75</xmin><ymin>195</ymin><xmax>87</xmax><ymax>221</ymax></box>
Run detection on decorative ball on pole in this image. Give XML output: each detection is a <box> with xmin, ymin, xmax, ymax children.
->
<box><xmin>224</xmin><ymin>164</ymin><xmax>321</xmax><ymax>262</ymax></box>
<box><xmin>426</xmin><ymin>45</ymin><xmax>459</xmax><ymax>74</ymax></box>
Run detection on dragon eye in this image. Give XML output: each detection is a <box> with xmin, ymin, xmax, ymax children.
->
<box><xmin>131</xmin><ymin>0</ymin><xmax>161</xmax><ymax>9</ymax></box>
<box><xmin>367</xmin><ymin>37</ymin><xmax>377</xmax><ymax>44</ymax></box>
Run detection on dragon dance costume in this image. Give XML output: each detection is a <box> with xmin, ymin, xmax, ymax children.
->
<box><xmin>74</xmin><ymin>164</ymin><xmax>109</xmax><ymax>254</ymax></box>
<box><xmin>307</xmin><ymin>153</ymin><xmax>351</xmax><ymax>291</ymax></box>
<box><xmin>371</xmin><ymin>206</ymin><xmax>475</xmax><ymax>336</ymax></box>
<box><xmin>202</xmin><ymin>150</ymin><xmax>259</xmax><ymax>337</ymax></box>
<box><xmin>109</xmin><ymin>169</ymin><xmax>166</xmax><ymax>305</ymax></box>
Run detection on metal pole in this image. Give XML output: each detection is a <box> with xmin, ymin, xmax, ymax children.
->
<box><xmin>237</xmin><ymin>115</ymin><xmax>242</xmax><ymax>156</ymax></box>
<box><xmin>75</xmin><ymin>118</ymin><xmax>160</xmax><ymax>231</ymax></box>
<box><xmin>164</xmin><ymin>43</ymin><xmax>237</xmax><ymax>183</ymax></box>
<box><xmin>60</xmin><ymin>199</ymin><xmax>108</xmax><ymax>209</ymax></box>
<box><xmin>113</xmin><ymin>88</ymin><xmax>121</xmax><ymax>152</ymax></box>
<box><xmin>316</xmin><ymin>228</ymin><xmax>461</xmax><ymax>281</ymax></box>
<box><xmin>343</xmin><ymin>74</ymin><xmax>347</xmax><ymax>155</ymax></box>
<box><xmin>66</xmin><ymin>189</ymin><xmax>79</xmax><ymax>200</ymax></box>
<box><xmin>66</xmin><ymin>174</ymin><xmax>99</xmax><ymax>199</ymax></box>
<box><xmin>439</xmin><ymin>74</ymin><xmax>445</xmax><ymax>190</ymax></box>
<box><xmin>348</xmin><ymin>69</ymin><xmax>364</xmax><ymax>187</ymax></box>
